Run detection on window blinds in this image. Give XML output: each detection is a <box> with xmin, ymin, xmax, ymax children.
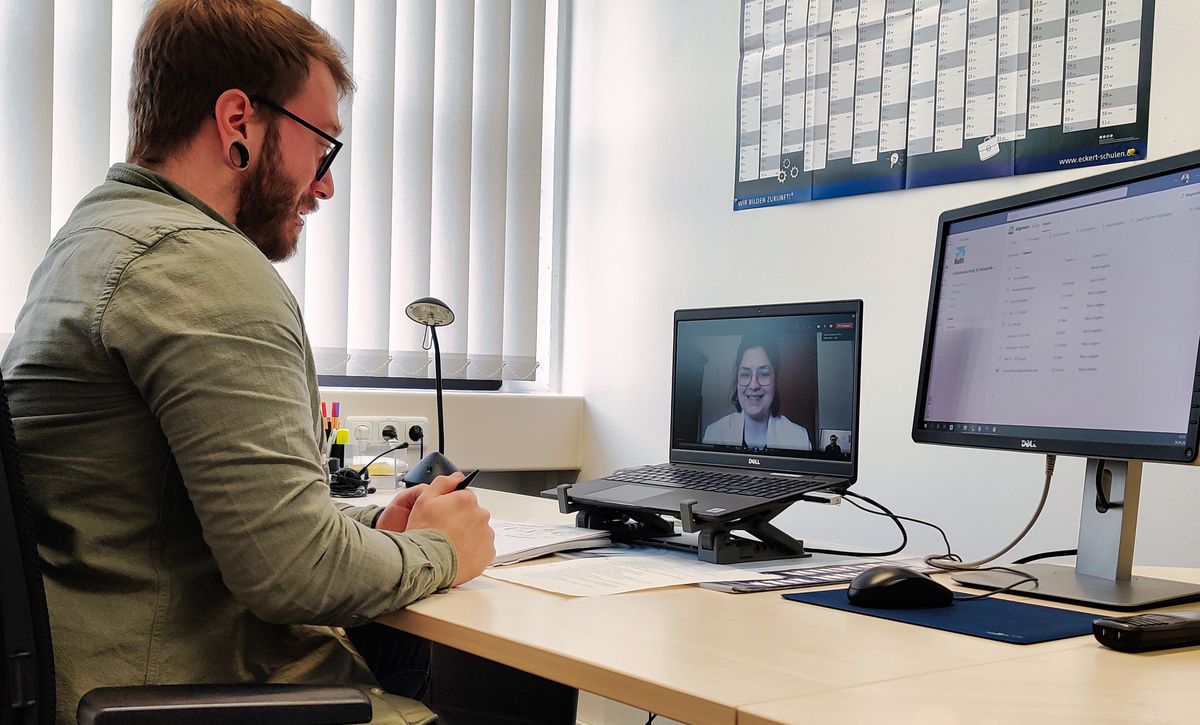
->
<box><xmin>0</xmin><ymin>0</ymin><xmax>549</xmax><ymax>384</ymax></box>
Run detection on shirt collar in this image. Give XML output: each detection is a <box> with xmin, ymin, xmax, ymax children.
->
<box><xmin>105</xmin><ymin>163</ymin><xmax>238</xmax><ymax>232</ymax></box>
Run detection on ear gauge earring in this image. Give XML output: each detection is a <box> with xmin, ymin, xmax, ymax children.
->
<box><xmin>229</xmin><ymin>141</ymin><xmax>250</xmax><ymax>170</ymax></box>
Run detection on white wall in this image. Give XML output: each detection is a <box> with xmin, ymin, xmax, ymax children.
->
<box><xmin>560</xmin><ymin>1</ymin><xmax>1200</xmax><ymax>567</ymax></box>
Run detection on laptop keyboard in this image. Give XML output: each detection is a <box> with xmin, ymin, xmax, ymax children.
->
<box><xmin>604</xmin><ymin>464</ymin><xmax>839</xmax><ymax>499</ymax></box>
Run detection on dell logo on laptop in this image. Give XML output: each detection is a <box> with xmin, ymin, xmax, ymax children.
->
<box><xmin>747</xmin><ymin>457</ymin><xmax>761</xmax><ymax>465</ymax></box>
<box><xmin>1020</xmin><ymin>439</ymin><xmax>1038</xmax><ymax>448</ymax></box>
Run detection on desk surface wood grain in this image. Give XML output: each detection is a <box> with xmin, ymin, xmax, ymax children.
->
<box><xmin>366</xmin><ymin>488</ymin><xmax>1200</xmax><ymax>725</ymax></box>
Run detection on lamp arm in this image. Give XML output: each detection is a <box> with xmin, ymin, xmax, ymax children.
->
<box><xmin>431</xmin><ymin>326</ymin><xmax>445</xmax><ymax>454</ymax></box>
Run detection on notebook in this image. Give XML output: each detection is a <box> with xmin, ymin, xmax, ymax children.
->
<box><xmin>563</xmin><ymin>300</ymin><xmax>863</xmax><ymax>522</ymax></box>
<box><xmin>490</xmin><ymin>520</ymin><xmax>611</xmax><ymax>566</ymax></box>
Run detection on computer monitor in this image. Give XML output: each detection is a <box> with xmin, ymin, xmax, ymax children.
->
<box><xmin>913</xmin><ymin>150</ymin><xmax>1200</xmax><ymax>609</ymax></box>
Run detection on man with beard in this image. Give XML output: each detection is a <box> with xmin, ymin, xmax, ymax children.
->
<box><xmin>0</xmin><ymin>1</ymin><xmax>494</xmax><ymax>723</ymax></box>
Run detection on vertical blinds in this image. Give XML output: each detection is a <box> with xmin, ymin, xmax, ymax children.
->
<box><xmin>0</xmin><ymin>0</ymin><xmax>550</xmax><ymax>384</ymax></box>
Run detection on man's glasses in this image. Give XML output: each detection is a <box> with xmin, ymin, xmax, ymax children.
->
<box><xmin>737</xmin><ymin>366</ymin><xmax>774</xmax><ymax>386</ymax></box>
<box><xmin>251</xmin><ymin>96</ymin><xmax>342</xmax><ymax>182</ymax></box>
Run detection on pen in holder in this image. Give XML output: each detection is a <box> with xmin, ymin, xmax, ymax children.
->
<box><xmin>328</xmin><ymin>428</ymin><xmax>349</xmax><ymax>475</ymax></box>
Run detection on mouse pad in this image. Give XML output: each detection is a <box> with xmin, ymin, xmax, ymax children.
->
<box><xmin>784</xmin><ymin>589</ymin><xmax>1097</xmax><ymax>644</ymax></box>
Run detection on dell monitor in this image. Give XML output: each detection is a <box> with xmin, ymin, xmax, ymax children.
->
<box><xmin>913</xmin><ymin>149</ymin><xmax>1200</xmax><ymax>609</ymax></box>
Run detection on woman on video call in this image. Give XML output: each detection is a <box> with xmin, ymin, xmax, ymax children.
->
<box><xmin>702</xmin><ymin>336</ymin><xmax>812</xmax><ymax>451</ymax></box>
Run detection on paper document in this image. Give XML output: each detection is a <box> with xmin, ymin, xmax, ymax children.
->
<box><xmin>490</xmin><ymin>520</ymin><xmax>610</xmax><ymax>566</ymax></box>
<box><xmin>484</xmin><ymin>555</ymin><xmax>780</xmax><ymax>597</ymax></box>
<box><xmin>700</xmin><ymin>556</ymin><xmax>936</xmax><ymax>594</ymax></box>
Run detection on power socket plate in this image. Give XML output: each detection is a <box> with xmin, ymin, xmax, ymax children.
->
<box><xmin>343</xmin><ymin>416</ymin><xmax>429</xmax><ymax>446</ymax></box>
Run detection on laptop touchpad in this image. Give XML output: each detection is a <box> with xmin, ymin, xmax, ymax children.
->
<box><xmin>595</xmin><ymin>485</ymin><xmax>663</xmax><ymax>503</ymax></box>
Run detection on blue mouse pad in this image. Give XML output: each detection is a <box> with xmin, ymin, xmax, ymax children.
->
<box><xmin>783</xmin><ymin>589</ymin><xmax>1096</xmax><ymax>644</ymax></box>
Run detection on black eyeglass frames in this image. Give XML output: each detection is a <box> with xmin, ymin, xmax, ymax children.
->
<box><xmin>250</xmin><ymin>96</ymin><xmax>342</xmax><ymax>182</ymax></box>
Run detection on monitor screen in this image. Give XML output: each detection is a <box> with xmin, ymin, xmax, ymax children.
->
<box><xmin>670</xmin><ymin>301</ymin><xmax>861</xmax><ymax>476</ymax></box>
<box><xmin>914</xmin><ymin>152</ymin><xmax>1200</xmax><ymax>462</ymax></box>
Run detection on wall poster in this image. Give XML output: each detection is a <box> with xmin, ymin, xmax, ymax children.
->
<box><xmin>734</xmin><ymin>0</ymin><xmax>1154</xmax><ymax>210</ymax></box>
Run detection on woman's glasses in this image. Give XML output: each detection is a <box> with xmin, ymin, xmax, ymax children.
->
<box><xmin>737</xmin><ymin>366</ymin><xmax>774</xmax><ymax>386</ymax></box>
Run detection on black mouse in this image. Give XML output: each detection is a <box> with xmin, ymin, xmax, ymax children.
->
<box><xmin>846</xmin><ymin>565</ymin><xmax>954</xmax><ymax>609</ymax></box>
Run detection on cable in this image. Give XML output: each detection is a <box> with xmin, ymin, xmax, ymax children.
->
<box><xmin>328</xmin><ymin>443</ymin><xmax>409</xmax><ymax>498</ymax></box>
<box><xmin>841</xmin><ymin>495</ymin><xmax>960</xmax><ymax>562</ymax></box>
<box><xmin>804</xmin><ymin>457</ymin><xmax>1056</xmax><ymax>601</ymax></box>
<box><xmin>329</xmin><ymin>470</ymin><xmax>374</xmax><ymax>498</ymax></box>
<box><xmin>356</xmin><ymin>442</ymin><xmax>409</xmax><ymax>478</ymax></box>
<box><xmin>836</xmin><ymin>497</ymin><xmax>1041</xmax><ymax>600</ymax></box>
<box><xmin>804</xmin><ymin>491</ymin><xmax>908</xmax><ymax>557</ymax></box>
<box><xmin>1013</xmin><ymin>548</ymin><xmax>1077</xmax><ymax>565</ymax></box>
<box><xmin>924</xmin><ymin>454</ymin><xmax>1056</xmax><ymax>572</ymax></box>
<box><xmin>950</xmin><ymin>566</ymin><xmax>1040</xmax><ymax>601</ymax></box>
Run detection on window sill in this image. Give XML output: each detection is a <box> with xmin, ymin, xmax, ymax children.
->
<box><xmin>316</xmin><ymin>388</ymin><xmax>583</xmax><ymax>471</ymax></box>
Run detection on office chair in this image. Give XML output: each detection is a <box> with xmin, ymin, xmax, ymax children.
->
<box><xmin>0</xmin><ymin>369</ymin><xmax>372</xmax><ymax>725</ymax></box>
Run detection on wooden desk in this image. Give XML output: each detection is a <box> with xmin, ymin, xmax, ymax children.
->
<box><xmin>739</xmin><ymin>639</ymin><xmax>1200</xmax><ymax>724</ymax></box>
<box><xmin>366</xmin><ymin>488</ymin><xmax>1200</xmax><ymax>724</ymax></box>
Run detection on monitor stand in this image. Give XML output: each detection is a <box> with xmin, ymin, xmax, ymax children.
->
<box><xmin>954</xmin><ymin>459</ymin><xmax>1200</xmax><ymax>610</ymax></box>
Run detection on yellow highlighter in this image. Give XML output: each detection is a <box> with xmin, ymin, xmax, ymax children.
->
<box><xmin>329</xmin><ymin>428</ymin><xmax>350</xmax><ymax>468</ymax></box>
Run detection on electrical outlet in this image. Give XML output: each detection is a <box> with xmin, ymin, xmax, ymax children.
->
<box><xmin>401</xmin><ymin>418</ymin><xmax>429</xmax><ymax>447</ymax></box>
<box><xmin>343</xmin><ymin>416</ymin><xmax>429</xmax><ymax>447</ymax></box>
<box><xmin>345</xmin><ymin>417</ymin><xmax>374</xmax><ymax>444</ymax></box>
<box><xmin>377</xmin><ymin>418</ymin><xmax>403</xmax><ymax>443</ymax></box>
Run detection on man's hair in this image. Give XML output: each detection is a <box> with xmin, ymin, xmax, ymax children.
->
<box><xmin>127</xmin><ymin>0</ymin><xmax>354</xmax><ymax>164</ymax></box>
<box><xmin>729</xmin><ymin>335</ymin><xmax>783</xmax><ymax>417</ymax></box>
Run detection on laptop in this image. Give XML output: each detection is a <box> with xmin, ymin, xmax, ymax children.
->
<box><xmin>562</xmin><ymin>300</ymin><xmax>863</xmax><ymax>522</ymax></box>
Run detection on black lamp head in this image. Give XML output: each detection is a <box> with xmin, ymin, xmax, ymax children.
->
<box><xmin>405</xmin><ymin>296</ymin><xmax>455</xmax><ymax>327</ymax></box>
<box><xmin>401</xmin><ymin>451</ymin><xmax>460</xmax><ymax>486</ymax></box>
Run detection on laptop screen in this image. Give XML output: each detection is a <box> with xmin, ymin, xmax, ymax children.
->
<box><xmin>670</xmin><ymin>300</ymin><xmax>862</xmax><ymax>478</ymax></box>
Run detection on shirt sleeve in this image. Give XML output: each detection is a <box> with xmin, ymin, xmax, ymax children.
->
<box><xmin>99</xmin><ymin>228</ymin><xmax>456</xmax><ymax>626</ymax></box>
<box><xmin>335</xmin><ymin>502</ymin><xmax>385</xmax><ymax>528</ymax></box>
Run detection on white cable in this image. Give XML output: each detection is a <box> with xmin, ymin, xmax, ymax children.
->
<box><xmin>925</xmin><ymin>454</ymin><xmax>1056</xmax><ymax>571</ymax></box>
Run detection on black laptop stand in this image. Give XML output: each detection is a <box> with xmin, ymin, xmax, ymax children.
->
<box><xmin>552</xmin><ymin>483</ymin><xmax>826</xmax><ymax>565</ymax></box>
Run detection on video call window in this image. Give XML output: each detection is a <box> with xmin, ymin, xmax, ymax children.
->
<box><xmin>672</xmin><ymin>314</ymin><xmax>856</xmax><ymax>460</ymax></box>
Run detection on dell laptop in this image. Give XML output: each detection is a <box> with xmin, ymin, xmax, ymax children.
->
<box><xmin>564</xmin><ymin>300</ymin><xmax>862</xmax><ymax>522</ymax></box>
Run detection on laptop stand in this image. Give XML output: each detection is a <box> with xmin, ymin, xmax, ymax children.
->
<box><xmin>552</xmin><ymin>484</ymin><xmax>818</xmax><ymax>565</ymax></box>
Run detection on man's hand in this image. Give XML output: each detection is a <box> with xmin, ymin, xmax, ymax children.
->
<box><xmin>405</xmin><ymin>472</ymin><xmax>496</xmax><ymax>585</ymax></box>
<box><xmin>374</xmin><ymin>483</ymin><xmax>429</xmax><ymax>533</ymax></box>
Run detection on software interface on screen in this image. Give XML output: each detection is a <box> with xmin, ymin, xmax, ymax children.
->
<box><xmin>672</xmin><ymin>312</ymin><xmax>857</xmax><ymax>459</ymax></box>
<box><xmin>923</xmin><ymin>166</ymin><xmax>1200</xmax><ymax>448</ymax></box>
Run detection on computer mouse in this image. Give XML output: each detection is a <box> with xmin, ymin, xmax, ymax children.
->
<box><xmin>846</xmin><ymin>565</ymin><xmax>954</xmax><ymax>609</ymax></box>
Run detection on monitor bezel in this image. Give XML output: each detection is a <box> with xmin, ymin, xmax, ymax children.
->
<box><xmin>912</xmin><ymin>150</ymin><xmax>1200</xmax><ymax>463</ymax></box>
<box><xmin>670</xmin><ymin>299</ymin><xmax>863</xmax><ymax>480</ymax></box>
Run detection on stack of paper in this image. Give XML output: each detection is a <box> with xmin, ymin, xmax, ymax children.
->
<box><xmin>490</xmin><ymin>520</ymin><xmax>611</xmax><ymax>566</ymax></box>
<box><xmin>484</xmin><ymin>553</ymin><xmax>780</xmax><ymax>596</ymax></box>
<box><xmin>700</xmin><ymin>556</ymin><xmax>937</xmax><ymax>593</ymax></box>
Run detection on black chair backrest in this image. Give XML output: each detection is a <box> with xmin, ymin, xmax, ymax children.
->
<box><xmin>0</xmin><ymin>369</ymin><xmax>55</xmax><ymax>725</ymax></box>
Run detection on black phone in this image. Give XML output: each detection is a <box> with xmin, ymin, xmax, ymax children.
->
<box><xmin>1093</xmin><ymin>611</ymin><xmax>1200</xmax><ymax>652</ymax></box>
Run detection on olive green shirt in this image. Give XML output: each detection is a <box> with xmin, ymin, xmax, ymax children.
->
<box><xmin>1</xmin><ymin>164</ymin><xmax>455</xmax><ymax>725</ymax></box>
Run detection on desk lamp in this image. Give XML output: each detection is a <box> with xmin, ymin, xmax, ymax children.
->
<box><xmin>401</xmin><ymin>296</ymin><xmax>461</xmax><ymax>486</ymax></box>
